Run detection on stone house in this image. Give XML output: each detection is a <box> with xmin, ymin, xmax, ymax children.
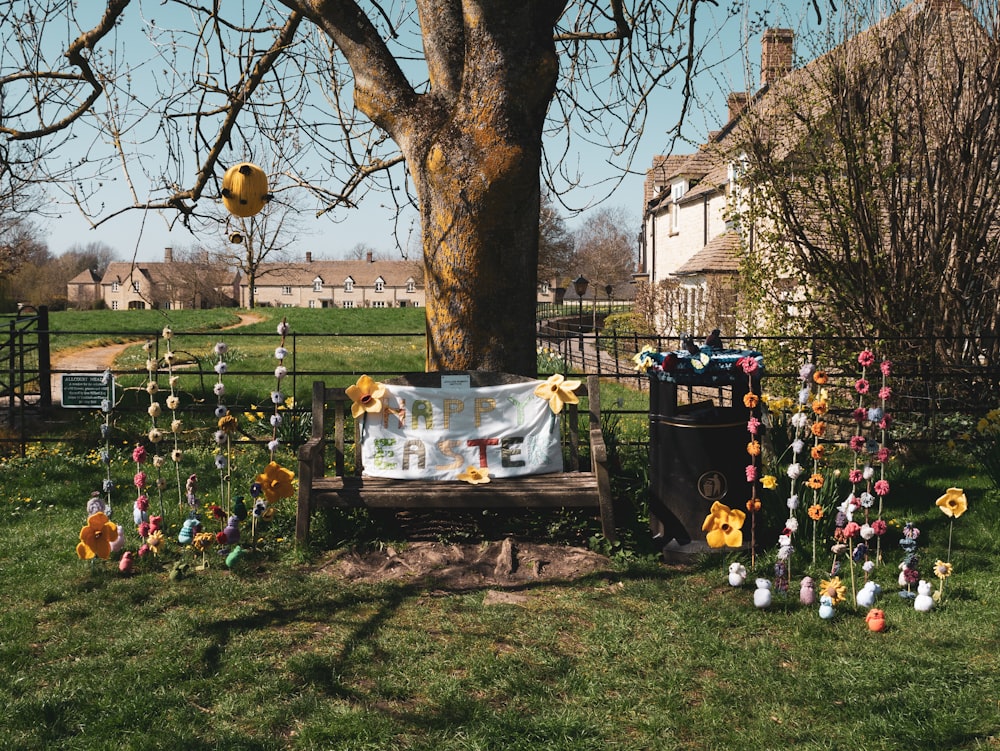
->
<box><xmin>639</xmin><ymin>0</ymin><xmax>990</xmax><ymax>339</ymax></box>
<box><xmin>242</xmin><ymin>251</ymin><xmax>425</xmax><ymax>309</ymax></box>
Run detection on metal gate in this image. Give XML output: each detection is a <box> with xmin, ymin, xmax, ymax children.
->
<box><xmin>1</xmin><ymin>305</ymin><xmax>50</xmax><ymax>454</ymax></box>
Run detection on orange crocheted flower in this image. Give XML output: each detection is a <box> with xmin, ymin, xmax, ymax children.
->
<box><xmin>805</xmin><ymin>473</ymin><xmax>825</xmax><ymax>490</ymax></box>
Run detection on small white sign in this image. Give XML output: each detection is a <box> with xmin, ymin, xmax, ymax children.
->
<box><xmin>440</xmin><ymin>374</ymin><xmax>471</xmax><ymax>390</ymax></box>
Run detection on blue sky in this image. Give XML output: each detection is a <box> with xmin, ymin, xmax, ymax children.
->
<box><xmin>36</xmin><ymin>2</ymin><xmax>820</xmax><ymax>263</ymax></box>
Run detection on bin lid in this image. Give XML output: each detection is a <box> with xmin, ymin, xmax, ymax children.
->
<box><xmin>642</xmin><ymin>347</ymin><xmax>763</xmax><ymax>386</ymax></box>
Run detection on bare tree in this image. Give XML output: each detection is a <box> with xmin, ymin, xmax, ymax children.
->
<box><xmin>0</xmin><ymin>1</ymin><xmax>833</xmax><ymax>373</ymax></box>
<box><xmin>159</xmin><ymin>246</ymin><xmax>239</xmax><ymax>309</ymax></box>
<box><xmin>734</xmin><ymin>0</ymin><xmax>1000</xmax><ymax>364</ymax></box>
<box><xmin>215</xmin><ymin>204</ymin><xmax>299</xmax><ymax>309</ymax></box>
<box><xmin>538</xmin><ymin>194</ymin><xmax>575</xmax><ymax>284</ymax></box>
<box><xmin>571</xmin><ymin>205</ymin><xmax>637</xmax><ymax>290</ymax></box>
<box><xmin>346</xmin><ymin>242</ymin><xmax>381</xmax><ymax>261</ymax></box>
<box><xmin>0</xmin><ymin>229</ymin><xmax>49</xmax><ymax>308</ymax></box>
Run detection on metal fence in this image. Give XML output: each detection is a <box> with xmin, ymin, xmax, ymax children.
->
<box><xmin>2</xmin><ymin>312</ymin><xmax>997</xmax><ymax>455</ymax></box>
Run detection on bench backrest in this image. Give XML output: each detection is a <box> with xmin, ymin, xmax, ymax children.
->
<box><xmin>308</xmin><ymin>371</ymin><xmax>601</xmax><ymax>477</ymax></box>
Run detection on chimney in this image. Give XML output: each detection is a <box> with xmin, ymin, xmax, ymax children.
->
<box><xmin>305</xmin><ymin>251</ymin><xmax>312</xmax><ymax>263</ymax></box>
<box><xmin>727</xmin><ymin>91</ymin><xmax>748</xmax><ymax>122</ymax></box>
<box><xmin>164</xmin><ymin>247</ymin><xmax>173</xmax><ymax>263</ymax></box>
<box><xmin>761</xmin><ymin>28</ymin><xmax>794</xmax><ymax>87</ymax></box>
<box><xmin>366</xmin><ymin>250</ymin><xmax>373</xmax><ymax>263</ymax></box>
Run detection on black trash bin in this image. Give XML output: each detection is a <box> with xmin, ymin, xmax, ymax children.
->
<box><xmin>646</xmin><ymin>348</ymin><xmax>763</xmax><ymax>557</ymax></box>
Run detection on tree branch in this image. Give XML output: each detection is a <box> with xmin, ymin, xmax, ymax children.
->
<box><xmin>2</xmin><ymin>0</ymin><xmax>131</xmax><ymax>140</ymax></box>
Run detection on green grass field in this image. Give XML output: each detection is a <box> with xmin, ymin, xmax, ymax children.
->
<box><xmin>1</xmin><ymin>309</ymin><xmax>998</xmax><ymax>748</ymax></box>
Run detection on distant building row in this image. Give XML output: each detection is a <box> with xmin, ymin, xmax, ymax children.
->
<box><xmin>66</xmin><ymin>248</ymin><xmax>426</xmax><ymax>310</ymax></box>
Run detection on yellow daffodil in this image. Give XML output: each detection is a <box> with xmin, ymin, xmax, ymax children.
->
<box><xmin>761</xmin><ymin>474</ymin><xmax>778</xmax><ymax>490</ymax></box>
<box><xmin>255</xmin><ymin>461</ymin><xmax>295</xmax><ymax>503</ymax></box>
<box><xmin>701</xmin><ymin>501</ymin><xmax>746</xmax><ymax>548</ymax></box>
<box><xmin>819</xmin><ymin>576</ymin><xmax>846</xmax><ymax>605</ymax></box>
<box><xmin>534</xmin><ymin>373</ymin><xmax>581</xmax><ymax>414</ymax></box>
<box><xmin>457</xmin><ymin>466</ymin><xmax>491</xmax><ymax>484</ymax></box>
<box><xmin>346</xmin><ymin>374</ymin><xmax>386</xmax><ymax>418</ymax></box>
<box><xmin>935</xmin><ymin>487</ymin><xmax>967</xmax><ymax>518</ymax></box>
<box><xmin>76</xmin><ymin>512</ymin><xmax>119</xmax><ymax>560</ymax></box>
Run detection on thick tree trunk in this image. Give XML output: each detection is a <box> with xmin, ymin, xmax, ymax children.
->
<box><xmin>414</xmin><ymin>131</ymin><xmax>544</xmax><ymax>375</ymax></box>
<box><xmin>328</xmin><ymin>0</ymin><xmax>562</xmax><ymax>376</ymax></box>
<box><xmin>409</xmin><ymin>5</ymin><xmax>558</xmax><ymax>376</ymax></box>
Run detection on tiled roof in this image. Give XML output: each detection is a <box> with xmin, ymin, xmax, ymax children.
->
<box><xmin>673</xmin><ymin>231</ymin><xmax>741</xmax><ymax>275</ymax></box>
<box><xmin>67</xmin><ymin>268</ymin><xmax>101</xmax><ymax>285</ymax></box>
<box><xmin>247</xmin><ymin>259</ymin><xmax>423</xmax><ymax>287</ymax></box>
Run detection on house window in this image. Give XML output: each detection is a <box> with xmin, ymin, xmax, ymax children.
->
<box><xmin>111</xmin><ymin>281</ymin><xmax>120</xmax><ymax>292</ymax></box>
<box><xmin>111</xmin><ymin>300</ymin><xmax>119</xmax><ymax>310</ymax></box>
<box><xmin>342</xmin><ymin>300</ymin><xmax>354</xmax><ymax>308</ymax></box>
<box><xmin>132</xmin><ymin>281</ymin><xmax>140</xmax><ymax>293</ymax></box>
<box><xmin>372</xmin><ymin>300</ymin><xmax>386</xmax><ymax>308</ymax></box>
<box><xmin>406</xmin><ymin>280</ymin><xmax>416</xmax><ymax>293</ymax></box>
<box><xmin>540</xmin><ymin>281</ymin><xmax>550</xmax><ymax>294</ymax></box>
<box><xmin>282</xmin><ymin>285</ymin><xmax>292</xmax><ymax>295</ymax></box>
<box><xmin>308</xmin><ymin>299</ymin><xmax>316</xmax><ymax>308</ymax></box>
<box><xmin>312</xmin><ymin>277</ymin><xmax>323</xmax><ymax>292</ymax></box>
<box><xmin>344</xmin><ymin>278</ymin><xmax>354</xmax><ymax>292</ymax></box>
<box><xmin>670</xmin><ymin>181</ymin><xmax>686</xmax><ymax>233</ymax></box>
<box><xmin>374</xmin><ymin>278</ymin><xmax>385</xmax><ymax>293</ymax></box>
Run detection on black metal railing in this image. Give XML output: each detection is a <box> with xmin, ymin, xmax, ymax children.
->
<box><xmin>2</xmin><ymin>314</ymin><xmax>998</xmax><ymax>456</ymax></box>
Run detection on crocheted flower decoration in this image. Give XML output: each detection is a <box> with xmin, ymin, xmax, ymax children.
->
<box><xmin>457</xmin><ymin>466</ymin><xmax>490</xmax><ymax>484</ymax></box>
<box><xmin>701</xmin><ymin>501</ymin><xmax>746</xmax><ymax>549</ymax></box>
<box><xmin>533</xmin><ymin>374</ymin><xmax>581</xmax><ymax>414</ymax></box>
<box><xmin>935</xmin><ymin>487</ymin><xmax>967</xmax><ymax>518</ymax></box>
<box><xmin>254</xmin><ymin>461</ymin><xmax>295</xmax><ymax>503</ymax></box>
<box><xmin>76</xmin><ymin>512</ymin><xmax>120</xmax><ymax>560</ymax></box>
<box><xmin>346</xmin><ymin>375</ymin><xmax>387</xmax><ymax>419</ymax></box>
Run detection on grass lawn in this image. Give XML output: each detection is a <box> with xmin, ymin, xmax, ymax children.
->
<box><xmin>2</xmin><ymin>439</ymin><xmax>999</xmax><ymax>750</ymax></box>
<box><xmin>2</xmin><ymin>310</ymin><xmax>997</xmax><ymax>748</ymax></box>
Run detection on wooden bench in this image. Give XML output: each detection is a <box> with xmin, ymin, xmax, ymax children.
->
<box><xmin>296</xmin><ymin>371</ymin><xmax>615</xmax><ymax>543</ymax></box>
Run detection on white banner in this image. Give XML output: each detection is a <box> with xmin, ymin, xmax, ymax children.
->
<box><xmin>360</xmin><ymin>379</ymin><xmax>564</xmax><ymax>480</ymax></box>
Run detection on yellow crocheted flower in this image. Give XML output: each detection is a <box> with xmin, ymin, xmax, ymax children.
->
<box><xmin>76</xmin><ymin>512</ymin><xmax>119</xmax><ymax>560</ymax></box>
<box><xmin>255</xmin><ymin>461</ymin><xmax>295</xmax><ymax>503</ymax></box>
<box><xmin>819</xmin><ymin>576</ymin><xmax>846</xmax><ymax>605</ymax></box>
<box><xmin>346</xmin><ymin>374</ymin><xmax>386</xmax><ymax>419</ymax></box>
<box><xmin>457</xmin><ymin>466</ymin><xmax>490</xmax><ymax>485</ymax></box>
<box><xmin>701</xmin><ymin>501</ymin><xmax>746</xmax><ymax>549</ymax></box>
<box><xmin>935</xmin><ymin>487</ymin><xmax>967</xmax><ymax>518</ymax></box>
<box><xmin>533</xmin><ymin>374</ymin><xmax>581</xmax><ymax>414</ymax></box>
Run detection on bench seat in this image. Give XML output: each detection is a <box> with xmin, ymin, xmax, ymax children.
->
<box><xmin>296</xmin><ymin>371</ymin><xmax>615</xmax><ymax>543</ymax></box>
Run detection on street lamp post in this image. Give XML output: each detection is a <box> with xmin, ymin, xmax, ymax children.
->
<box><xmin>573</xmin><ymin>275</ymin><xmax>589</xmax><ymax>352</ymax></box>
